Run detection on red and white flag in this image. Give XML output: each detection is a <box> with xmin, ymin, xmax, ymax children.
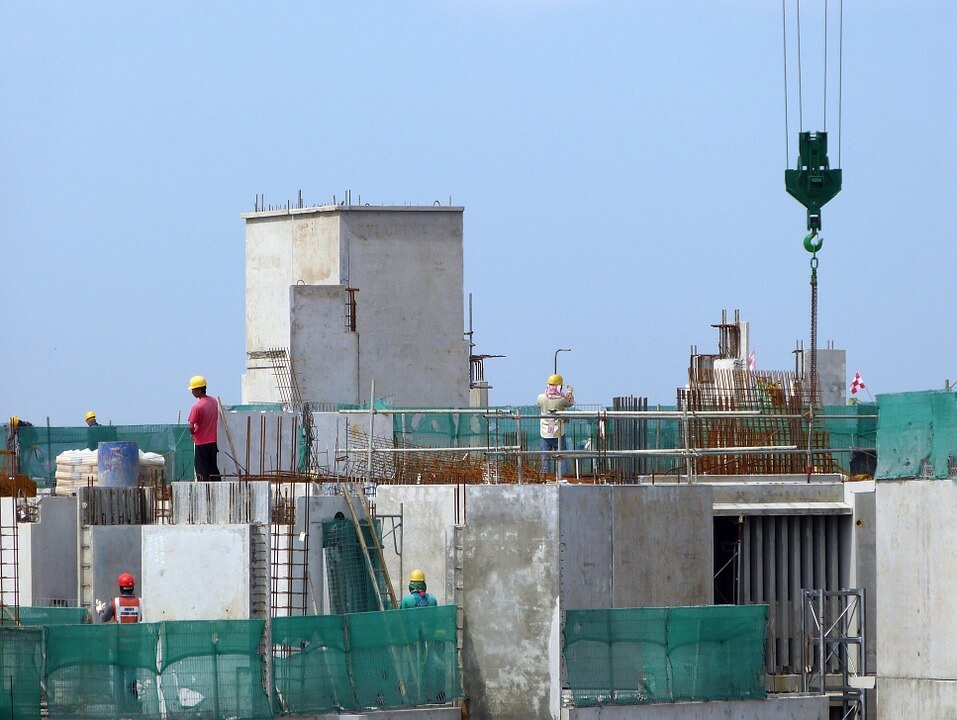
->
<box><xmin>850</xmin><ymin>372</ymin><xmax>866</xmax><ymax>395</ymax></box>
<box><xmin>748</xmin><ymin>349</ymin><xmax>756</xmax><ymax>371</ymax></box>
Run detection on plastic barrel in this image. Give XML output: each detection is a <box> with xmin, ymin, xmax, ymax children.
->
<box><xmin>97</xmin><ymin>441</ymin><xmax>140</xmax><ymax>487</ymax></box>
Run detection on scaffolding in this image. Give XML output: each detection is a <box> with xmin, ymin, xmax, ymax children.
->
<box><xmin>802</xmin><ymin>588</ymin><xmax>869</xmax><ymax>720</ymax></box>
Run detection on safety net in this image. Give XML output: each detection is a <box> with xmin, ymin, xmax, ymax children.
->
<box><xmin>272</xmin><ymin>604</ymin><xmax>461</xmax><ymax>715</ymax></box>
<box><xmin>44</xmin><ymin>620</ymin><xmax>271</xmax><ymax>720</ymax></box>
<box><xmin>874</xmin><ymin>390</ymin><xmax>957</xmax><ymax>480</ymax></box>
<box><xmin>563</xmin><ymin>605</ymin><xmax>767</xmax><ymax>706</ymax></box>
<box><xmin>0</xmin><ymin>626</ymin><xmax>42</xmax><ymax>720</ymax></box>
<box><xmin>45</xmin><ymin>623</ymin><xmax>163</xmax><ymax>720</ymax></box>
<box><xmin>322</xmin><ymin>518</ymin><xmax>386</xmax><ymax>614</ymax></box>
<box><xmin>17</xmin><ymin>606</ymin><xmax>88</xmax><ymax>626</ymax></box>
<box><xmin>821</xmin><ymin>402</ymin><xmax>878</xmax><ymax>475</ymax></box>
<box><xmin>14</xmin><ymin>424</ymin><xmax>195</xmax><ymax>488</ymax></box>
<box><xmin>160</xmin><ymin>620</ymin><xmax>271</xmax><ymax>720</ymax></box>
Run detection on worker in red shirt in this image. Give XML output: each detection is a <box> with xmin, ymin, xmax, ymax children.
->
<box><xmin>187</xmin><ymin>375</ymin><xmax>221</xmax><ymax>482</ymax></box>
<box><xmin>96</xmin><ymin>572</ymin><xmax>142</xmax><ymax>623</ymax></box>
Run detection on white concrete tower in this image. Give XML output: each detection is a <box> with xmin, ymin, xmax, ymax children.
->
<box><xmin>241</xmin><ymin>203</ymin><xmax>469</xmax><ymax>407</ymax></box>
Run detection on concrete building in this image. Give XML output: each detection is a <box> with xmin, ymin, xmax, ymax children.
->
<box><xmin>241</xmin><ymin>203</ymin><xmax>469</xmax><ymax>408</ymax></box>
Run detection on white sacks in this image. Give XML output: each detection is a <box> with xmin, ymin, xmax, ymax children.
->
<box><xmin>54</xmin><ymin>448</ymin><xmax>166</xmax><ymax>496</ymax></box>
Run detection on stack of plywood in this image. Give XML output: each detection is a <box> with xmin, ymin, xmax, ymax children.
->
<box><xmin>54</xmin><ymin>449</ymin><xmax>166</xmax><ymax>496</ymax></box>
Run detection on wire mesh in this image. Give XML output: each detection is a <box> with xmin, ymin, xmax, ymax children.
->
<box><xmin>563</xmin><ymin>605</ymin><xmax>767</xmax><ymax>706</ymax></box>
<box><xmin>272</xmin><ymin>605</ymin><xmax>460</xmax><ymax>714</ymax></box>
<box><xmin>0</xmin><ymin>626</ymin><xmax>42</xmax><ymax>720</ymax></box>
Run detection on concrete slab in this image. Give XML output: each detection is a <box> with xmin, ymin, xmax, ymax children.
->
<box><xmin>876</xmin><ymin>480</ymin><xmax>957</xmax><ymax>679</ymax></box>
<box><xmin>220</xmin><ymin>408</ymin><xmax>299</xmax><ymax>478</ymax></box>
<box><xmin>171</xmin><ymin>480</ymin><xmax>270</xmax><ymax>524</ymax></box>
<box><xmin>610</xmin><ymin>485</ymin><xmax>713</xmax><ymax>607</ymax></box>
<box><xmin>461</xmin><ymin>485</ymin><xmax>561</xmax><ymax>720</ymax></box>
<box><xmin>28</xmin><ymin>496</ymin><xmax>79</xmax><ymax>606</ymax></box>
<box><xmin>142</xmin><ymin>524</ymin><xmax>251</xmax><ymax>620</ymax></box>
<box><xmin>877</xmin><ymin>677</ymin><xmax>957</xmax><ymax>720</ymax></box>
<box><xmin>561</xmin><ymin>694</ymin><xmax>828</xmax><ymax>719</ymax></box>
<box><xmin>311</xmin><ymin>707</ymin><xmax>460</xmax><ymax>719</ymax></box>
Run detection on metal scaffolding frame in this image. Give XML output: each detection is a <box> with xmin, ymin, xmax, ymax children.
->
<box><xmin>802</xmin><ymin>588</ymin><xmax>868</xmax><ymax>720</ymax></box>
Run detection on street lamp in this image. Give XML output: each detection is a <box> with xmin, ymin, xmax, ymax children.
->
<box><xmin>554</xmin><ymin>348</ymin><xmax>571</xmax><ymax>376</ymax></box>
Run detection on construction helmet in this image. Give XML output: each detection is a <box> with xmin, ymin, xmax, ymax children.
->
<box><xmin>9</xmin><ymin>416</ymin><xmax>19</xmax><ymax>428</ymax></box>
<box><xmin>188</xmin><ymin>375</ymin><xmax>207</xmax><ymax>390</ymax></box>
<box><xmin>547</xmin><ymin>374</ymin><xmax>563</xmax><ymax>386</ymax></box>
<box><xmin>85</xmin><ymin>411</ymin><xmax>96</xmax><ymax>422</ymax></box>
<box><xmin>409</xmin><ymin>569</ymin><xmax>426</xmax><ymax>583</ymax></box>
<box><xmin>117</xmin><ymin>572</ymin><xmax>135</xmax><ymax>589</ymax></box>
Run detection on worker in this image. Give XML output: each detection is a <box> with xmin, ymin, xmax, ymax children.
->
<box><xmin>96</xmin><ymin>572</ymin><xmax>142</xmax><ymax>623</ymax></box>
<box><xmin>85</xmin><ymin>411</ymin><xmax>100</xmax><ymax>427</ymax></box>
<box><xmin>400</xmin><ymin>569</ymin><xmax>438</xmax><ymax>608</ymax></box>
<box><xmin>537</xmin><ymin>374</ymin><xmax>575</xmax><ymax>475</ymax></box>
<box><xmin>187</xmin><ymin>375</ymin><xmax>221</xmax><ymax>482</ymax></box>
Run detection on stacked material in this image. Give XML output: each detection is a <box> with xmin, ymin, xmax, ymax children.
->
<box><xmin>54</xmin><ymin>449</ymin><xmax>166</xmax><ymax>496</ymax></box>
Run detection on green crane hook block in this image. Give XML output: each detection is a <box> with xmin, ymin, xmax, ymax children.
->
<box><xmin>785</xmin><ymin>131</ymin><xmax>842</xmax><ymax>231</ymax></box>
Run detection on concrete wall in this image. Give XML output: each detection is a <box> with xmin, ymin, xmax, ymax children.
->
<box><xmin>374</xmin><ymin>484</ymin><xmax>715</xmax><ymax>720</ymax></box>
<box><xmin>242</xmin><ymin>206</ymin><xmax>469</xmax><ymax>408</ymax></box>
<box><xmin>291</xmin><ymin>285</ymin><xmax>360</xmax><ymax>405</ymax></box>
<box><xmin>27</xmin><ymin>496</ymin><xmax>78</xmax><ymax>606</ymax></box>
<box><xmin>559</xmin><ymin>485</ymin><xmax>714</xmax><ymax>609</ymax></box>
<box><xmin>375</xmin><ymin>485</ymin><xmax>458</xmax><ymax>605</ymax></box>
<box><xmin>461</xmin><ymin>485</ymin><xmax>561</xmax><ymax>720</ymax></box>
<box><xmin>876</xmin><ymin>479</ymin><xmax>957</xmax><ymax>718</ymax></box>
<box><xmin>90</xmin><ymin>525</ymin><xmax>142</xmax><ymax>620</ymax></box>
<box><xmin>561</xmin><ymin>694</ymin><xmax>828</xmax><ymax>719</ymax></box>
<box><xmin>220</xmin><ymin>409</ymin><xmax>299</xmax><ymax>478</ymax></box>
<box><xmin>341</xmin><ymin>210</ymin><xmax>468</xmax><ymax>408</ymax></box>
<box><xmin>142</xmin><ymin>524</ymin><xmax>251</xmax><ymax>621</ymax></box>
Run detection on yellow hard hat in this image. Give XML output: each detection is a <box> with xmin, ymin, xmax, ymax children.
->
<box><xmin>85</xmin><ymin>411</ymin><xmax>96</xmax><ymax>422</ymax></box>
<box><xmin>547</xmin><ymin>374</ymin><xmax>563</xmax><ymax>386</ymax></box>
<box><xmin>409</xmin><ymin>569</ymin><xmax>426</xmax><ymax>583</ymax></box>
<box><xmin>9</xmin><ymin>416</ymin><xmax>19</xmax><ymax>428</ymax></box>
<box><xmin>188</xmin><ymin>375</ymin><xmax>207</xmax><ymax>390</ymax></box>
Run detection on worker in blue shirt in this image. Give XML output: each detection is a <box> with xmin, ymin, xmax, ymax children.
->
<box><xmin>400</xmin><ymin>569</ymin><xmax>437</xmax><ymax>608</ymax></box>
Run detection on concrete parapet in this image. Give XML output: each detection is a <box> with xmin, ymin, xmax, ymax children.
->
<box><xmin>561</xmin><ymin>694</ymin><xmax>828</xmax><ymax>719</ymax></box>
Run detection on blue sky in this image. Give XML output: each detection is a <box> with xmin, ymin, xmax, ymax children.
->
<box><xmin>2</xmin><ymin>1</ymin><xmax>955</xmax><ymax>425</ymax></box>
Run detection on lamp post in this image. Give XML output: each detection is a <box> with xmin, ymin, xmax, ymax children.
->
<box><xmin>554</xmin><ymin>348</ymin><xmax>571</xmax><ymax>376</ymax></box>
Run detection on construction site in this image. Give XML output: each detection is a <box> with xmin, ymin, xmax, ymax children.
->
<box><xmin>4</xmin><ymin>3</ymin><xmax>956</xmax><ymax>719</ymax></box>
<box><xmin>2</xmin><ymin>194</ymin><xmax>955</xmax><ymax>720</ymax></box>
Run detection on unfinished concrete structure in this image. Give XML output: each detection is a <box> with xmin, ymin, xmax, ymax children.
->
<box><xmin>874</xmin><ymin>390</ymin><xmax>957</xmax><ymax>719</ymax></box>
<box><xmin>241</xmin><ymin>202</ymin><xmax>469</xmax><ymax>408</ymax></box>
<box><xmin>374</xmin><ymin>477</ymin><xmax>869</xmax><ymax>720</ymax></box>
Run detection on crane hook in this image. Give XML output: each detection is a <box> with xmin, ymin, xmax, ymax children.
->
<box><xmin>803</xmin><ymin>229</ymin><xmax>823</xmax><ymax>254</ymax></box>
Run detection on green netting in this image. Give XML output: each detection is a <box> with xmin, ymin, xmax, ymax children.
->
<box><xmin>17</xmin><ymin>606</ymin><xmax>88</xmax><ymax>626</ymax></box>
<box><xmin>348</xmin><ymin>605</ymin><xmax>460</xmax><ymax>709</ymax></box>
<box><xmin>14</xmin><ymin>424</ymin><xmax>195</xmax><ymax>488</ymax></box>
<box><xmin>272</xmin><ymin>606</ymin><xmax>461</xmax><ymax>715</ymax></box>
<box><xmin>45</xmin><ymin>623</ymin><xmax>162</xmax><ymax>720</ymax></box>
<box><xmin>272</xmin><ymin>614</ymin><xmax>353</xmax><ymax>713</ymax></box>
<box><xmin>322</xmin><ymin>518</ymin><xmax>385</xmax><ymax>614</ymax></box>
<box><xmin>0</xmin><ymin>627</ymin><xmax>43</xmax><ymax>720</ymax></box>
<box><xmin>821</xmin><ymin>403</ymin><xmax>878</xmax><ymax>474</ymax></box>
<box><xmin>875</xmin><ymin>390</ymin><xmax>957</xmax><ymax>480</ymax></box>
<box><xmin>563</xmin><ymin>605</ymin><xmax>767</xmax><ymax>706</ymax></box>
<box><xmin>44</xmin><ymin>621</ymin><xmax>271</xmax><ymax>720</ymax></box>
<box><xmin>160</xmin><ymin>620</ymin><xmax>271</xmax><ymax>720</ymax></box>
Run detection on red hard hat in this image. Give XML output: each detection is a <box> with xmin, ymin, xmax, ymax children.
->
<box><xmin>117</xmin><ymin>572</ymin><xmax>135</xmax><ymax>589</ymax></box>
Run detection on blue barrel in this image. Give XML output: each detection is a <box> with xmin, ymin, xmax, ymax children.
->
<box><xmin>97</xmin><ymin>441</ymin><xmax>140</xmax><ymax>487</ymax></box>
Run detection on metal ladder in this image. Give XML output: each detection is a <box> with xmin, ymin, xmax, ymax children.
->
<box><xmin>339</xmin><ymin>479</ymin><xmax>397</xmax><ymax>610</ymax></box>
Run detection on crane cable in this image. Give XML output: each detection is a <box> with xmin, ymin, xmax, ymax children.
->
<box><xmin>783</xmin><ymin>0</ymin><xmax>843</xmax><ymax>474</ymax></box>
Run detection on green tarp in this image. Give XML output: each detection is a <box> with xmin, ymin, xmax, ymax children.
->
<box><xmin>563</xmin><ymin>605</ymin><xmax>767</xmax><ymax>706</ymax></box>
